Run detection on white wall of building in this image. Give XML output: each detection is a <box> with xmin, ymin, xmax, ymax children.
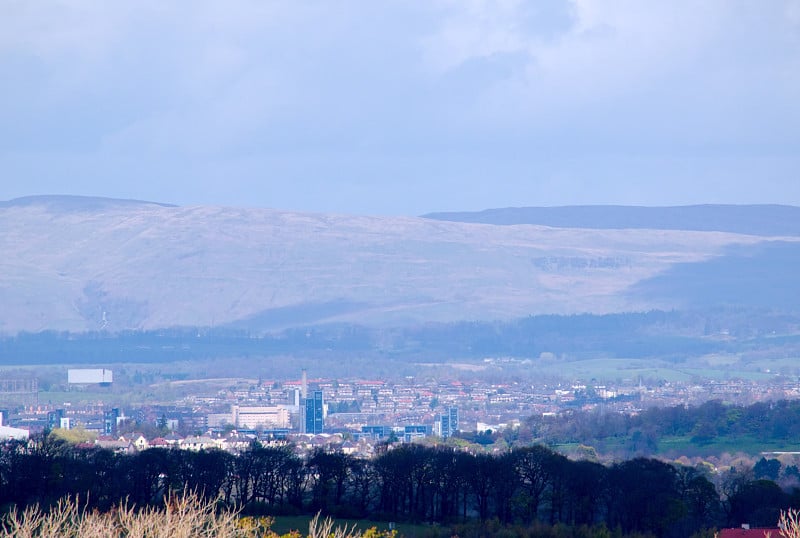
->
<box><xmin>232</xmin><ymin>405</ymin><xmax>290</xmax><ymax>429</ymax></box>
<box><xmin>68</xmin><ymin>369</ymin><xmax>113</xmax><ymax>384</ymax></box>
<box><xmin>0</xmin><ymin>425</ymin><xmax>30</xmax><ymax>441</ymax></box>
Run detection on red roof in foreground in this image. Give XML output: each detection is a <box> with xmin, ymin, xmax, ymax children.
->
<box><xmin>719</xmin><ymin>528</ymin><xmax>778</xmax><ymax>538</ymax></box>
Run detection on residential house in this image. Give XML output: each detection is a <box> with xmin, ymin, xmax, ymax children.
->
<box><xmin>180</xmin><ymin>435</ymin><xmax>219</xmax><ymax>451</ymax></box>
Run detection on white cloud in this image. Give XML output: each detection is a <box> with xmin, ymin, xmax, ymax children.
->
<box><xmin>1</xmin><ymin>1</ymin><xmax>799</xmax><ymax>211</ymax></box>
<box><xmin>419</xmin><ymin>0</ymin><xmax>536</xmax><ymax>72</ymax></box>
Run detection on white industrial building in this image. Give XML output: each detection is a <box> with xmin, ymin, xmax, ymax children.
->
<box><xmin>232</xmin><ymin>405</ymin><xmax>290</xmax><ymax>429</ymax></box>
<box><xmin>0</xmin><ymin>413</ymin><xmax>29</xmax><ymax>441</ymax></box>
<box><xmin>67</xmin><ymin>369</ymin><xmax>113</xmax><ymax>384</ymax></box>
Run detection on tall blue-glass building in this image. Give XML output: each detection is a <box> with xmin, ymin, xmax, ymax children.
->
<box><xmin>304</xmin><ymin>390</ymin><xmax>324</xmax><ymax>434</ymax></box>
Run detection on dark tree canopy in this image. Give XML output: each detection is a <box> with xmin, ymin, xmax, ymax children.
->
<box><xmin>1</xmin><ymin>435</ymin><xmax>797</xmax><ymax>537</ymax></box>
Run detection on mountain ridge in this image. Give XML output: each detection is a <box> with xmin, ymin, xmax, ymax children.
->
<box><xmin>0</xmin><ymin>195</ymin><xmax>177</xmax><ymax>211</ymax></box>
<box><xmin>422</xmin><ymin>204</ymin><xmax>800</xmax><ymax>237</ymax></box>
<box><xmin>1</xmin><ymin>195</ymin><xmax>797</xmax><ymax>334</ymax></box>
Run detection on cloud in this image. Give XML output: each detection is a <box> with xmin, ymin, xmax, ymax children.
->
<box><xmin>0</xmin><ymin>1</ymin><xmax>799</xmax><ymax>212</ymax></box>
<box><xmin>421</xmin><ymin>0</ymin><xmax>800</xmax><ymax>145</ymax></box>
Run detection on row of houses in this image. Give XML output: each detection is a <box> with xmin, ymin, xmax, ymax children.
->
<box><xmin>91</xmin><ymin>431</ymin><xmax>370</xmax><ymax>457</ymax></box>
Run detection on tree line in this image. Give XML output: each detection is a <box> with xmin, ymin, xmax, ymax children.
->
<box><xmin>3</xmin><ymin>307</ymin><xmax>800</xmax><ymax>365</ymax></box>
<box><xmin>524</xmin><ymin>399</ymin><xmax>800</xmax><ymax>455</ymax></box>
<box><xmin>2</xmin><ymin>435</ymin><xmax>800</xmax><ymax>537</ymax></box>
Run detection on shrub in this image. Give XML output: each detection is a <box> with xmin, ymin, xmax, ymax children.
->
<box><xmin>779</xmin><ymin>507</ymin><xmax>800</xmax><ymax>538</ymax></box>
<box><xmin>0</xmin><ymin>494</ymin><xmax>382</xmax><ymax>538</ymax></box>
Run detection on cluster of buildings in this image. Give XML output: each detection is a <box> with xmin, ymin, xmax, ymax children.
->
<box><xmin>207</xmin><ymin>371</ymin><xmax>326</xmax><ymax>435</ymax></box>
<box><xmin>0</xmin><ymin>371</ymin><xmax>464</xmax><ymax>454</ymax></box>
<box><xmin>2</xmin><ymin>365</ymin><xmax>800</xmax><ymax>449</ymax></box>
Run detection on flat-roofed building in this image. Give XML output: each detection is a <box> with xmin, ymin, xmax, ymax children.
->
<box><xmin>0</xmin><ymin>413</ymin><xmax>29</xmax><ymax>440</ymax></box>
<box><xmin>68</xmin><ymin>369</ymin><xmax>113</xmax><ymax>384</ymax></box>
<box><xmin>232</xmin><ymin>405</ymin><xmax>290</xmax><ymax>429</ymax></box>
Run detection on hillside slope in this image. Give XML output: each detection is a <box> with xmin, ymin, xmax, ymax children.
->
<box><xmin>0</xmin><ymin>197</ymin><xmax>795</xmax><ymax>333</ymax></box>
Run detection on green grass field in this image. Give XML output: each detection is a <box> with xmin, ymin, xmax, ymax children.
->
<box><xmin>531</xmin><ymin>356</ymin><xmax>777</xmax><ymax>383</ymax></box>
<box><xmin>657</xmin><ymin>434</ymin><xmax>800</xmax><ymax>456</ymax></box>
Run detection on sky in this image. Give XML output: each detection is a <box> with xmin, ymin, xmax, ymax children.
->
<box><xmin>1</xmin><ymin>1</ymin><xmax>799</xmax><ymax>216</ymax></box>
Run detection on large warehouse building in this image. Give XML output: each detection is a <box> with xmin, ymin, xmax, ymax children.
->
<box><xmin>67</xmin><ymin>369</ymin><xmax>113</xmax><ymax>384</ymax></box>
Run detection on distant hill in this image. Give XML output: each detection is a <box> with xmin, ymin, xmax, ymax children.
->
<box><xmin>1</xmin><ymin>195</ymin><xmax>798</xmax><ymax>334</ymax></box>
<box><xmin>422</xmin><ymin>205</ymin><xmax>800</xmax><ymax>236</ymax></box>
<box><xmin>0</xmin><ymin>195</ymin><xmax>176</xmax><ymax>211</ymax></box>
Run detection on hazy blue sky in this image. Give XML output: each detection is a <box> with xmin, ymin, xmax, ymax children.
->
<box><xmin>2</xmin><ymin>1</ymin><xmax>799</xmax><ymax>215</ymax></box>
